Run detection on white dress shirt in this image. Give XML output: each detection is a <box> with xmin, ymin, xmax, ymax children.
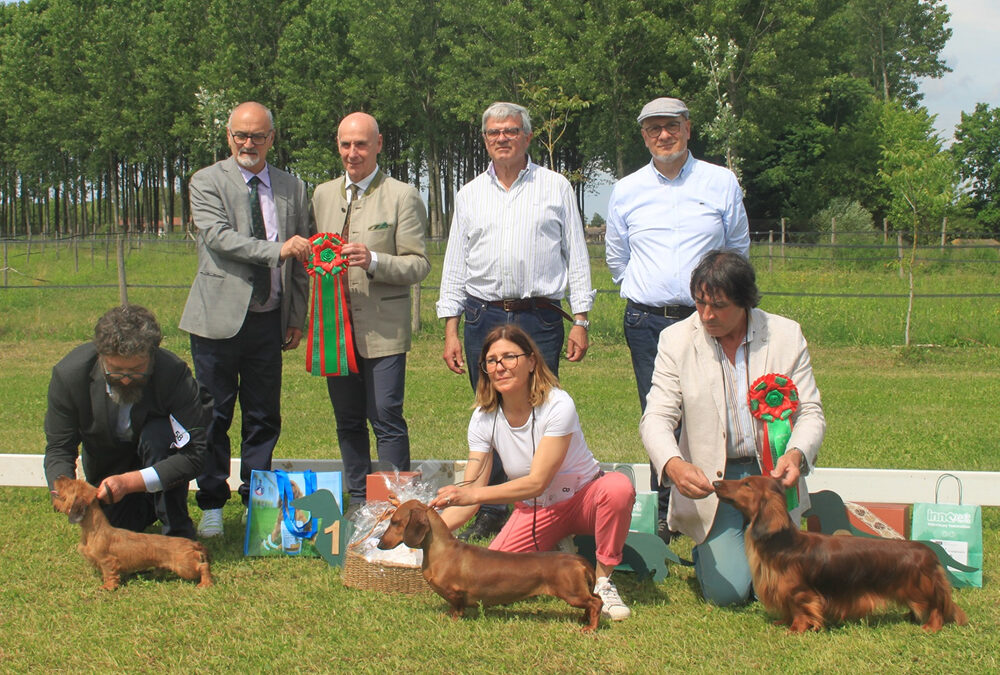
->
<box><xmin>605</xmin><ymin>153</ymin><xmax>750</xmax><ymax>307</ymax></box>
<box><xmin>436</xmin><ymin>160</ymin><xmax>595</xmax><ymax>318</ymax></box>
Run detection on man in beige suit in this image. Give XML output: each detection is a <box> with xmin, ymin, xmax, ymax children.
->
<box><xmin>311</xmin><ymin>112</ymin><xmax>430</xmax><ymax>509</ymax></box>
<box><xmin>640</xmin><ymin>250</ymin><xmax>825</xmax><ymax>607</ymax></box>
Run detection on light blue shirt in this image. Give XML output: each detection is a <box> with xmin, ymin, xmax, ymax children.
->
<box><xmin>605</xmin><ymin>153</ymin><xmax>750</xmax><ymax>306</ymax></box>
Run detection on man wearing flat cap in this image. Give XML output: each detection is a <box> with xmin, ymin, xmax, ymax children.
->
<box><xmin>605</xmin><ymin>97</ymin><xmax>750</xmax><ymax>542</ymax></box>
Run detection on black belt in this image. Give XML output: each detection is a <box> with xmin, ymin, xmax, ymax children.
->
<box><xmin>627</xmin><ymin>299</ymin><xmax>695</xmax><ymax>320</ymax></box>
<box><xmin>727</xmin><ymin>455</ymin><xmax>758</xmax><ymax>465</ymax></box>
<box><xmin>475</xmin><ymin>296</ymin><xmax>574</xmax><ymax>323</ymax></box>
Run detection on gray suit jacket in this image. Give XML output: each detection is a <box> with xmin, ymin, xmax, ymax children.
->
<box><xmin>311</xmin><ymin>171</ymin><xmax>430</xmax><ymax>358</ymax></box>
<box><xmin>640</xmin><ymin>308</ymin><xmax>826</xmax><ymax>544</ymax></box>
<box><xmin>180</xmin><ymin>157</ymin><xmax>312</xmax><ymax>339</ymax></box>
<box><xmin>44</xmin><ymin>343</ymin><xmax>212</xmax><ymax>490</ymax></box>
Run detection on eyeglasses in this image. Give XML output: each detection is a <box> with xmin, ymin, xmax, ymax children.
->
<box><xmin>481</xmin><ymin>353</ymin><xmax>529</xmax><ymax>373</ymax></box>
<box><xmin>641</xmin><ymin>121</ymin><xmax>684</xmax><ymax>137</ymax></box>
<box><xmin>229</xmin><ymin>130</ymin><xmax>273</xmax><ymax>144</ymax></box>
<box><xmin>484</xmin><ymin>127</ymin><xmax>522</xmax><ymax>140</ymax></box>
<box><xmin>101</xmin><ymin>361</ymin><xmax>151</xmax><ymax>384</ymax></box>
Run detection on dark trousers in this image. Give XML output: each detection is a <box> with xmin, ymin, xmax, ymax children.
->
<box><xmin>328</xmin><ymin>352</ymin><xmax>410</xmax><ymax>504</ymax></box>
<box><xmin>624</xmin><ymin>301</ymin><xmax>686</xmax><ymax>519</ymax></box>
<box><xmin>191</xmin><ymin>309</ymin><xmax>283</xmax><ymax>508</ymax></box>
<box><xmin>462</xmin><ymin>297</ymin><xmax>566</xmax><ymax>518</ymax></box>
<box><xmin>100</xmin><ymin>417</ymin><xmax>197</xmax><ymax>539</ymax></box>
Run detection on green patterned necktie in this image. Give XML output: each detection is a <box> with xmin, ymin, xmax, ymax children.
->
<box><xmin>248</xmin><ymin>175</ymin><xmax>271</xmax><ymax>304</ymax></box>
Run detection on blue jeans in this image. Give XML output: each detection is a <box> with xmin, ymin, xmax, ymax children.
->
<box><xmin>462</xmin><ymin>297</ymin><xmax>564</xmax><ymax>391</ymax></box>
<box><xmin>462</xmin><ymin>296</ymin><xmax>565</xmax><ymax>517</ymax></box>
<box><xmin>692</xmin><ymin>461</ymin><xmax>761</xmax><ymax>606</ymax></box>
<box><xmin>624</xmin><ymin>303</ymin><xmax>684</xmax><ymax>518</ymax></box>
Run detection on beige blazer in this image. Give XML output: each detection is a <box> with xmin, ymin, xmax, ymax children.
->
<box><xmin>311</xmin><ymin>172</ymin><xmax>430</xmax><ymax>358</ymax></box>
<box><xmin>640</xmin><ymin>308</ymin><xmax>825</xmax><ymax>544</ymax></box>
<box><xmin>180</xmin><ymin>157</ymin><xmax>312</xmax><ymax>339</ymax></box>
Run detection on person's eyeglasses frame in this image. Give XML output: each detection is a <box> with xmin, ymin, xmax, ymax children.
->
<box><xmin>483</xmin><ymin>127</ymin><xmax>523</xmax><ymax>141</ymax></box>
<box><xmin>229</xmin><ymin>129</ymin><xmax>274</xmax><ymax>145</ymax></box>
<box><xmin>481</xmin><ymin>353</ymin><xmax>530</xmax><ymax>373</ymax></box>
<box><xmin>641</xmin><ymin>121</ymin><xmax>684</xmax><ymax>137</ymax></box>
<box><xmin>101</xmin><ymin>360</ymin><xmax>151</xmax><ymax>385</ymax></box>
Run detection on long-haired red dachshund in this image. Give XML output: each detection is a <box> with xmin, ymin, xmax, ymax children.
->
<box><xmin>713</xmin><ymin>475</ymin><xmax>968</xmax><ymax>633</ymax></box>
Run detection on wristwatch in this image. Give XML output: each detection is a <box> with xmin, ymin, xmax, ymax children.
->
<box><xmin>573</xmin><ymin>319</ymin><xmax>590</xmax><ymax>331</ymax></box>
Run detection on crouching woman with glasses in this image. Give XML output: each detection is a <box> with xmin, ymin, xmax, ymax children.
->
<box><xmin>431</xmin><ymin>324</ymin><xmax>636</xmax><ymax>620</ymax></box>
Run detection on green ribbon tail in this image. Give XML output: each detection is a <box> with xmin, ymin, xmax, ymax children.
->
<box><xmin>766</xmin><ymin>419</ymin><xmax>799</xmax><ymax>511</ymax></box>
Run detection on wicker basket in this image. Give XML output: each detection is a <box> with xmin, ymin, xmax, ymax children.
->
<box><xmin>341</xmin><ymin>550</ymin><xmax>430</xmax><ymax>594</ymax></box>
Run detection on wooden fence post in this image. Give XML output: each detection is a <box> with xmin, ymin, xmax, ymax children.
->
<box><xmin>116</xmin><ymin>235</ymin><xmax>128</xmax><ymax>305</ymax></box>
<box><xmin>940</xmin><ymin>216</ymin><xmax>947</xmax><ymax>250</ymax></box>
<box><xmin>768</xmin><ymin>230</ymin><xmax>773</xmax><ymax>273</ymax></box>
<box><xmin>780</xmin><ymin>217</ymin><xmax>786</xmax><ymax>262</ymax></box>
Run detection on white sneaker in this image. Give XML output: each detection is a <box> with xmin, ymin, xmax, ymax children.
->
<box><xmin>197</xmin><ymin>508</ymin><xmax>224</xmax><ymax>537</ymax></box>
<box><xmin>594</xmin><ymin>576</ymin><xmax>631</xmax><ymax>620</ymax></box>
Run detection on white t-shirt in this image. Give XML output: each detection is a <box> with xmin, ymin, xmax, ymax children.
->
<box><xmin>467</xmin><ymin>388</ymin><xmax>600</xmax><ymax>484</ymax></box>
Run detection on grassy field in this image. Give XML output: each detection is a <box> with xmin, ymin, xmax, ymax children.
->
<box><xmin>0</xmin><ymin>237</ymin><xmax>998</xmax><ymax>672</ymax></box>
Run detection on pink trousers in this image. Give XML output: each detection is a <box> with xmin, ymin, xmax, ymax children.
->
<box><xmin>489</xmin><ymin>470</ymin><xmax>636</xmax><ymax>567</ymax></box>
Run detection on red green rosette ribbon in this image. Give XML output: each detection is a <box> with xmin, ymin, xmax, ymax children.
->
<box><xmin>748</xmin><ymin>373</ymin><xmax>799</xmax><ymax>510</ymax></box>
<box><xmin>303</xmin><ymin>232</ymin><xmax>358</xmax><ymax>376</ymax></box>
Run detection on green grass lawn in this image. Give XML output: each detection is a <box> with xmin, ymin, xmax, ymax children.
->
<box><xmin>0</xmin><ymin>237</ymin><xmax>998</xmax><ymax>672</ymax></box>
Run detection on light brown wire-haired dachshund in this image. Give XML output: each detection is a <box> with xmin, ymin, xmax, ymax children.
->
<box><xmin>377</xmin><ymin>499</ymin><xmax>602</xmax><ymax>631</ymax></box>
<box><xmin>713</xmin><ymin>475</ymin><xmax>967</xmax><ymax>633</ymax></box>
<box><xmin>51</xmin><ymin>476</ymin><xmax>213</xmax><ymax>590</ymax></box>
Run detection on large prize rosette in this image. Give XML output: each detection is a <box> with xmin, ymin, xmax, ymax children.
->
<box><xmin>303</xmin><ymin>233</ymin><xmax>358</xmax><ymax>376</ymax></box>
<box><xmin>747</xmin><ymin>373</ymin><xmax>800</xmax><ymax>510</ymax></box>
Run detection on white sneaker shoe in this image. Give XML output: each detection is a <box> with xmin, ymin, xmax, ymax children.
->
<box><xmin>197</xmin><ymin>508</ymin><xmax>224</xmax><ymax>537</ymax></box>
<box><xmin>594</xmin><ymin>576</ymin><xmax>631</xmax><ymax>620</ymax></box>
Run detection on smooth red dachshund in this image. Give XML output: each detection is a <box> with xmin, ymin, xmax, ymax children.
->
<box><xmin>378</xmin><ymin>499</ymin><xmax>602</xmax><ymax>631</ymax></box>
<box><xmin>713</xmin><ymin>475</ymin><xmax>968</xmax><ymax>633</ymax></box>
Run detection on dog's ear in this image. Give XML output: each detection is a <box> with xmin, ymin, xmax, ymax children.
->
<box><xmin>750</xmin><ymin>483</ymin><xmax>791</xmax><ymax>540</ymax></box>
<box><xmin>67</xmin><ymin>496</ymin><xmax>88</xmax><ymax>524</ymax></box>
<box><xmin>402</xmin><ymin>507</ymin><xmax>430</xmax><ymax>548</ymax></box>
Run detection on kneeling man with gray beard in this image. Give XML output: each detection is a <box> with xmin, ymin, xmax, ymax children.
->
<box><xmin>44</xmin><ymin>305</ymin><xmax>212</xmax><ymax>539</ymax></box>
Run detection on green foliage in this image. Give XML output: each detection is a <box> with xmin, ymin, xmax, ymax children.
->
<box><xmin>879</xmin><ymin>102</ymin><xmax>957</xmax><ymax>240</ymax></box>
<box><xmin>952</xmin><ymin>102</ymin><xmax>1000</xmax><ymax>229</ymax></box>
<box><xmin>0</xmin><ymin>0</ymin><xmax>967</xmax><ymax>237</ymax></box>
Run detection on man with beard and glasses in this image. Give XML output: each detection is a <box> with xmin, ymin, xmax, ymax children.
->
<box><xmin>180</xmin><ymin>101</ymin><xmax>313</xmax><ymax>537</ymax></box>
<box><xmin>605</xmin><ymin>97</ymin><xmax>749</xmax><ymax>544</ymax></box>
<box><xmin>45</xmin><ymin>305</ymin><xmax>213</xmax><ymax>539</ymax></box>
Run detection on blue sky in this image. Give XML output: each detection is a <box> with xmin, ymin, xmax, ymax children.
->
<box><xmin>918</xmin><ymin>0</ymin><xmax>999</xmax><ymax>142</ymax></box>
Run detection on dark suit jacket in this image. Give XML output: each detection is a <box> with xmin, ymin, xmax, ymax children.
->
<box><xmin>43</xmin><ymin>344</ymin><xmax>212</xmax><ymax>490</ymax></box>
<box><xmin>180</xmin><ymin>157</ymin><xmax>313</xmax><ymax>339</ymax></box>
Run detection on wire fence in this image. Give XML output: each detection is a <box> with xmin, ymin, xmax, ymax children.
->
<box><xmin>2</xmin><ymin>231</ymin><xmax>999</xmax><ymax>301</ymax></box>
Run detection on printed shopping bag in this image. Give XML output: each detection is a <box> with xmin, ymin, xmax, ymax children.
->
<box><xmin>614</xmin><ymin>463</ymin><xmax>657</xmax><ymax>534</ymax></box>
<box><xmin>244</xmin><ymin>470</ymin><xmax>343</xmax><ymax>557</ymax></box>
<box><xmin>911</xmin><ymin>474</ymin><xmax>983</xmax><ymax>588</ymax></box>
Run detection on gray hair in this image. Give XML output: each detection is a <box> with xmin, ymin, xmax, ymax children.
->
<box><xmin>93</xmin><ymin>304</ymin><xmax>162</xmax><ymax>357</ymax></box>
<box><xmin>481</xmin><ymin>102</ymin><xmax>532</xmax><ymax>135</ymax></box>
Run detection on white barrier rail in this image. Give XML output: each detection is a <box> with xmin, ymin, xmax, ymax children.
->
<box><xmin>4</xmin><ymin>454</ymin><xmax>997</xmax><ymax>506</ymax></box>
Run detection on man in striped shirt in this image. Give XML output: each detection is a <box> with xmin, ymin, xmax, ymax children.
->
<box><xmin>437</xmin><ymin>101</ymin><xmax>596</xmax><ymax>539</ymax></box>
